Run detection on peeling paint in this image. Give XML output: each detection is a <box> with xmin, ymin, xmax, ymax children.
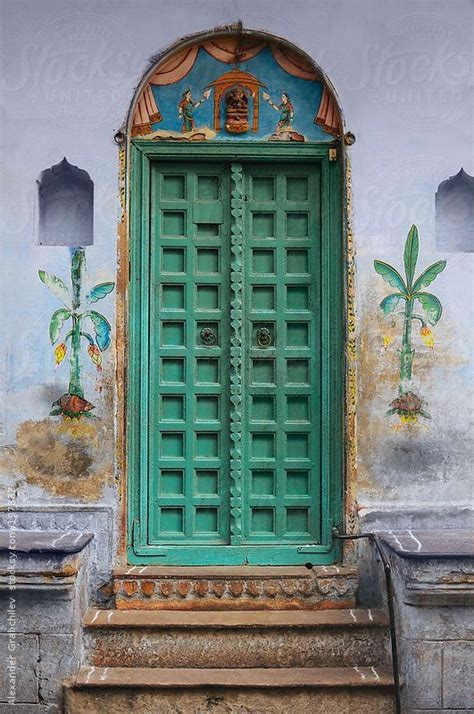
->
<box><xmin>0</xmin><ymin>416</ymin><xmax>113</xmax><ymax>500</ymax></box>
<box><xmin>357</xmin><ymin>282</ymin><xmax>471</xmax><ymax>499</ymax></box>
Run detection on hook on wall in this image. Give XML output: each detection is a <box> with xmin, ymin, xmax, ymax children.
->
<box><xmin>114</xmin><ymin>130</ymin><xmax>126</xmax><ymax>145</ymax></box>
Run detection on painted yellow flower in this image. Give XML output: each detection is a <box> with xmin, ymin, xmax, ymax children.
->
<box><xmin>88</xmin><ymin>344</ymin><xmax>102</xmax><ymax>372</ymax></box>
<box><xmin>54</xmin><ymin>342</ymin><xmax>66</xmax><ymax>366</ymax></box>
<box><xmin>420</xmin><ymin>326</ymin><xmax>434</xmax><ymax>348</ymax></box>
<box><xmin>383</xmin><ymin>334</ymin><xmax>394</xmax><ymax>349</ymax></box>
<box><xmin>400</xmin><ymin>413</ymin><xmax>417</xmax><ymax>424</ymax></box>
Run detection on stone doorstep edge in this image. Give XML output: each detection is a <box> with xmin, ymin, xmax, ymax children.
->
<box><xmin>83</xmin><ymin>607</ymin><xmax>389</xmax><ymax>628</ymax></box>
<box><xmin>114</xmin><ymin>565</ymin><xmax>357</xmax><ymax>579</ymax></box>
<box><xmin>72</xmin><ymin>666</ymin><xmax>394</xmax><ymax>689</ymax></box>
<box><xmin>113</xmin><ymin>598</ymin><xmax>356</xmax><ymax>611</ymax></box>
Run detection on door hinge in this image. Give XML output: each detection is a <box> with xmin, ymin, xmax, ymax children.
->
<box><xmin>328</xmin><ymin>147</ymin><xmax>338</xmax><ymax>161</ymax></box>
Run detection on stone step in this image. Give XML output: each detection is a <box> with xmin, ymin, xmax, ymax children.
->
<box><xmin>113</xmin><ymin>564</ymin><xmax>358</xmax><ymax>610</ymax></box>
<box><xmin>84</xmin><ymin>607</ymin><xmax>388</xmax><ymax>628</ymax></box>
<box><xmin>84</xmin><ymin>608</ymin><xmax>390</xmax><ymax>668</ymax></box>
<box><xmin>65</xmin><ymin>666</ymin><xmax>395</xmax><ymax>713</ymax></box>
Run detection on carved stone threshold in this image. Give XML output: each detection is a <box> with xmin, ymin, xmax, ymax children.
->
<box><xmin>113</xmin><ymin>565</ymin><xmax>358</xmax><ymax>610</ymax></box>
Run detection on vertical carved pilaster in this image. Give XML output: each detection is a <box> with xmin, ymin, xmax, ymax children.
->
<box><xmin>229</xmin><ymin>162</ymin><xmax>243</xmax><ymax>544</ymax></box>
<box><xmin>345</xmin><ymin>157</ymin><xmax>358</xmax><ymax>537</ymax></box>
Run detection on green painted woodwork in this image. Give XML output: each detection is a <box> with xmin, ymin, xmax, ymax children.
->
<box><xmin>242</xmin><ymin>165</ymin><xmax>321</xmax><ymax>545</ymax></box>
<box><xmin>229</xmin><ymin>163</ymin><xmax>244</xmax><ymax>545</ymax></box>
<box><xmin>148</xmin><ymin>163</ymin><xmax>231</xmax><ymax>544</ymax></box>
<box><xmin>128</xmin><ymin>142</ymin><xmax>344</xmax><ymax>566</ymax></box>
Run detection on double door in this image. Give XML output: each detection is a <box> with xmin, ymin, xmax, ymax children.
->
<box><xmin>129</xmin><ymin>148</ymin><xmax>343</xmax><ymax>565</ymax></box>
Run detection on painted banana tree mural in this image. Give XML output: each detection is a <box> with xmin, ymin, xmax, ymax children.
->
<box><xmin>374</xmin><ymin>225</ymin><xmax>446</xmax><ymax>423</ymax></box>
<box><xmin>39</xmin><ymin>248</ymin><xmax>115</xmax><ymax>418</ymax></box>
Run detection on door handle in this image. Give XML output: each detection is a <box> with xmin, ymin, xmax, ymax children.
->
<box><xmin>200</xmin><ymin>326</ymin><xmax>217</xmax><ymax>346</ymax></box>
<box><xmin>256</xmin><ymin>327</ymin><xmax>272</xmax><ymax>348</ymax></box>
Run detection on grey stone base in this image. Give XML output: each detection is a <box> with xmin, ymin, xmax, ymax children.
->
<box><xmin>0</xmin><ymin>531</ymin><xmax>92</xmax><ymax>710</ymax></box>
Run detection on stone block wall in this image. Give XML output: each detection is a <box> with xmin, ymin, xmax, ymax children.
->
<box><xmin>0</xmin><ymin>532</ymin><xmax>92</xmax><ymax>711</ymax></box>
<box><xmin>379</xmin><ymin>529</ymin><xmax>474</xmax><ymax>713</ymax></box>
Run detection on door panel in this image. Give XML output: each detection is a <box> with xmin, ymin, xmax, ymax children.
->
<box><xmin>242</xmin><ymin>165</ymin><xmax>321</xmax><ymax>544</ymax></box>
<box><xmin>129</xmin><ymin>143</ymin><xmax>343</xmax><ymax>565</ymax></box>
<box><xmin>148</xmin><ymin>163</ymin><xmax>231</xmax><ymax>544</ymax></box>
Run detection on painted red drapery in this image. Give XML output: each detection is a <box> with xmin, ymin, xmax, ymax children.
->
<box><xmin>314</xmin><ymin>86</ymin><xmax>341</xmax><ymax>137</ymax></box>
<box><xmin>270</xmin><ymin>44</ymin><xmax>319</xmax><ymax>81</ymax></box>
<box><xmin>131</xmin><ymin>84</ymin><xmax>162</xmax><ymax>136</ymax></box>
<box><xmin>148</xmin><ymin>46</ymin><xmax>201</xmax><ymax>86</ymax></box>
<box><xmin>147</xmin><ymin>38</ymin><xmax>320</xmax><ymax>84</ymax></box>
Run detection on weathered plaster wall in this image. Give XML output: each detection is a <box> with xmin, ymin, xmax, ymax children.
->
<box><xmin>0</xmin><ymin>0</ymin><xmax>472</xmax><ymax>565</ymax></box>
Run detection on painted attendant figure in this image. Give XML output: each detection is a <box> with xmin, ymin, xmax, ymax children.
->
<box><xmin>263</xmin><ymin>91</ymin><xmax>294</xmax><ymax>132</ymax></box>
<box><xmin>178</xmin><ymin>88</ymin><xmax>211</xmax><ymax>133</ymax></box>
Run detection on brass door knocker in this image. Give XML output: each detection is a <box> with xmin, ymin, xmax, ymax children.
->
<box><xmin>256</xmin><ymin>327</ymin><xmax>272</xmax><ymax>347</ymax></box>
<box><xmin>200</xmin><ymin>327</ymin><xmax>217</xmax><ymax>346</ymax></box>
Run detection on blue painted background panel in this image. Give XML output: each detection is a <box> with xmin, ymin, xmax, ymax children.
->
<box><xmin>150</xmin><ymin>48</ymin><xmax>329</xmax><ymax>141</ymax></box>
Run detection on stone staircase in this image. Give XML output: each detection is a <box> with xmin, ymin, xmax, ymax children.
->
<box><xmin>64</xmin><ymin>566</ymin><xmax>395</xmax><ymax>713</ymax></box>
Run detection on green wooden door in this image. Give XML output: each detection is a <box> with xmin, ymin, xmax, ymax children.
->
<box><xmin>148</xmin><ymin>163</ymin><xmax>231</xmax><ymax>545</ymax></box>
<box><xmin>242</xmin><ymin>165</ymin><xmax>321</xmax><ymax>545</ymax></box>
<box><xmin>128</xmin><ymin>143</ymin><xmax>343</xmax><ymax>565</ymax></box>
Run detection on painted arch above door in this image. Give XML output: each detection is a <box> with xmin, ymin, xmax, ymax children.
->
<box><xmin>131</xmin><ymin>34</ymin><xmax>342</xmax><ymax>142</ymax></box>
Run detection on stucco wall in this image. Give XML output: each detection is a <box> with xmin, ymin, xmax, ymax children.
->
<box><xmin>1</xmin><ymin>0</ymin><xmax>472</xmax><ymax>561</ymax></box>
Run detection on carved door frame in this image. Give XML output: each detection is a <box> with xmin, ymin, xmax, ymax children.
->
<box><xmin>125</xmin><ymin>141</ymin><xmax>344</xmax><ymax>565</ymax></box>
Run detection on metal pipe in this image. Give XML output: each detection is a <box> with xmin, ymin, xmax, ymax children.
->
<box><xmin>333</xmin><ymin>530</ymin><xmax>402</xmax><ymax>714</ymax></box>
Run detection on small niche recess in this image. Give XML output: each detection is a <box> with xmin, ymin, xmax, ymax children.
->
<box><xmin>37</xmin><ymin>158</ymin><xmax>93</xmax><ymax>246</ymax></box>
<box><xmin>435</xmin><ymin>168</ymin><xmax>474</xmax><ymax>253</ymax></box>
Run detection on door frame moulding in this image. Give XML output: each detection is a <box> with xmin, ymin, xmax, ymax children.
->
<box><xmin>115</xmin><ymin>27</ymin><xmax>357</xmax><ymax>565</ymax></box>
<box><xmin>125</xmin><ymin>141</ymin><xmax>343</xmax><ymax>566</ymax></box>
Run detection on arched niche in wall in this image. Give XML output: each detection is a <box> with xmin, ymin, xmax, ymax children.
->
<box><xmin>129</xmin><ymin>32</ymin><xmax>343</xmax><ymax>143</ymax></box>
<box><xmin>37</xmin><ymin>158</ymin><xmax>93</xmax><ymax>247</ymax></box>
<box><xmin>435</xmin><ymin>168</ymin><xmax>474</xmax><ymax>253</ymax></box>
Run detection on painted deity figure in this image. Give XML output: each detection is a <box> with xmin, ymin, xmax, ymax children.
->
<box><xmin>263</xmin><ymin>92</ymin><xmax>294</xmax><ymax>132</ymax></box>
<box><xmin>178</xmin><ymin>88</ymin><xmax>211</xmax><ymax>133</ymax></box>
<box><xmin>226</xmin><ymin>86</ymin><xmax>248</xmax><ymax>113</ymax></box>
<box><xmin>225</xmin><ymin>86</ymin><xmax>249</xmax><ymax>133</ymax></box>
